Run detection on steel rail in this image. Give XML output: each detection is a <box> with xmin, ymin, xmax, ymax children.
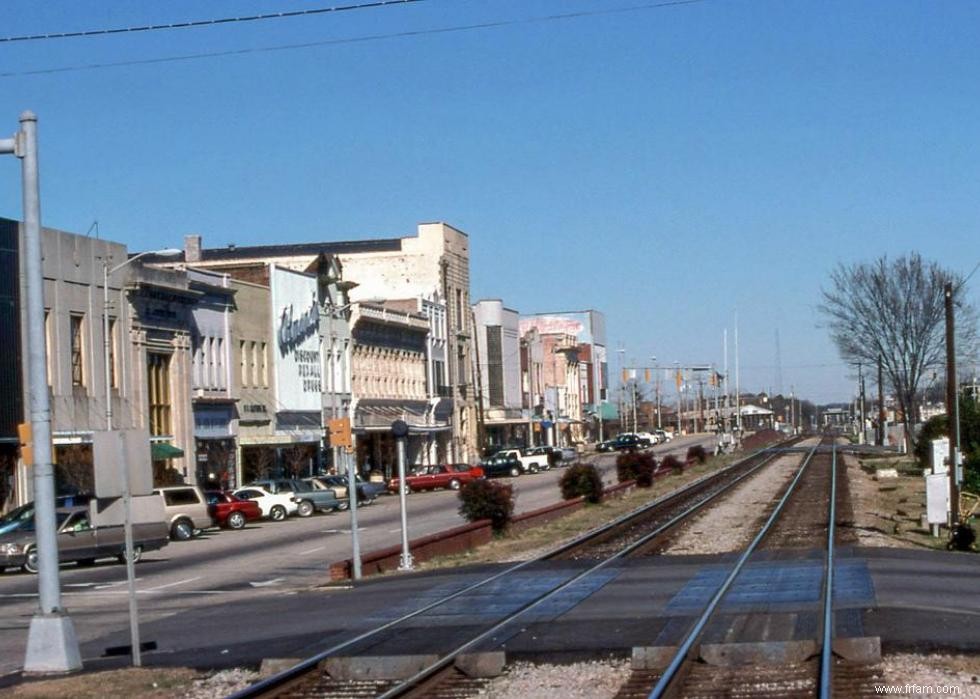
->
<box><xmin>375</xmin><ymin>445</ymin><xmax>801</xmax><ymax>699</ymax></box>
<box><xmin>229</xmin><ymin>440</ymin><xmax>797</xmax><ymax>699</ymax></box>
<box><xmin>545</xmin><ymin>445</ymin><xmax>791</xmax><ymax>559</ymax></box>
<box><xmin>818</xmin><ymin>442</ymin><xmax>838</xmax><ymax>698</ymax></box>
<box><xmin>647</xmin><ymin>442</ymin><xmax>821</xmax><ymax>699</ymax></box>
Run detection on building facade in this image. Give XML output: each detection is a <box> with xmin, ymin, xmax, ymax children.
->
<box><xmin>519</xmin><ymin>310</ymin><xmax>608</xmax><ymax>443</ymax></box>
<box><xmin>472</xmin><ymin>299</ymin><xmax>526</xmax><ymax>451</ymax></box>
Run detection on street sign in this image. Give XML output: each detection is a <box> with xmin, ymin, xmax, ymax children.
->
<box><xmin>328</xmin><ymin>418</ymin><xmax>353</xmax><ymax>448</ymax></box>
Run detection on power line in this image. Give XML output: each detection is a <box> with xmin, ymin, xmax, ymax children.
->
<box><xmin>0</xmin><ymin>0</ymin><xmax>705</xmax><ymax>78</ymax></box>
<box><xmin>0</xmin><ymin>0</ymin><xmax>427</xmax><ymax>44</ymax></box>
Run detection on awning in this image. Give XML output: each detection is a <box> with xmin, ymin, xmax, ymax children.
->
<box><xmin>151</xmin><ymin>442</ymin><xmax>185</xmax><ymax>460</ymax></box>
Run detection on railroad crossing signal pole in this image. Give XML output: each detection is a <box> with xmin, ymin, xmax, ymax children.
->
<box><xmin>392</xmin><ymin>419</ymin><xmax>414</xmax><ymax>571</ymax></box>
<box><xmin>944</xmin><ymin>283</ymin><xmax>960</xmax><ymax>525</ymax></box>
<box><xmin>2</xmin><ymin>112</ymin><xmax>82</xmax><ymax>673</ymax></box>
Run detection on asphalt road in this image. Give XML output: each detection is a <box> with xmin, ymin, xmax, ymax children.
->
<box><xmin>0</xmin><ymin>435</ymin><xmax>712</xmax><ymax>677</ymax></box>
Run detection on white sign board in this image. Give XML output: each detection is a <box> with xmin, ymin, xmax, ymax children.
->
<box><xmin>931</xmin><ymin>437</ymin><xmax>950</xmax><ymax>474</ymax></box>
<box><xmin>270</xmin><ymin>265</ymin><xmax>322</xmax><ymax>412</ymax></box>
<box><xmin>925</xmin><ymin>472</ymin><xmax>950</xmax><ymax>525</ymax></box>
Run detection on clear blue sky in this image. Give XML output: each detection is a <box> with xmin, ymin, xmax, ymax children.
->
<box><xmin>2</xmin><ymin>0</ymin><xmax>978</xmax><ymax>405</ymax></box>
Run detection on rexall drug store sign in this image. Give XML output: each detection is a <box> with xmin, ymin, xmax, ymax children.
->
<box><xmin>270</xmin><ymin>265</ymin><xmax>322</xmax><ymax>412</ymax></box>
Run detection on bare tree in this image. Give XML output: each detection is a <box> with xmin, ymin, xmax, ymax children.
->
<box><xmin>819</xmin><ymin>253</ymin><xmax>977</xmax><ymax>450</ymax></box>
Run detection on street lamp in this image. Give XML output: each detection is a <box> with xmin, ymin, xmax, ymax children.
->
<box><xmin>323</xmin><ymin>292</ymin><xmax>361</xmax><ymax>581</ymax></box>
<box><xmin>651</xmin><ymin>356</ymin><xmax>661</xmax><ymax>430</ymax></box>
<box><xmin>102</xmin><ymin>246</ymin><xmax>180</xmax><ymax>667</ymax></box>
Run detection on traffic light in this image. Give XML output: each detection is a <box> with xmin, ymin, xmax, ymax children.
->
<box><xmin>17</xmin><ymin>422</ymin><xmax>33</xmax><ymax>466</ymax></box>
<box><xmin>327</xmin><ymin>417</ymin><xmax>353</xmax><ymax>449</ymax></box>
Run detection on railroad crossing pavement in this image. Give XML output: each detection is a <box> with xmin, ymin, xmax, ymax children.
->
<box><xmin>1</xmin><ymin>545</ymin><xmax>975</xmax><ymax>687</ymax></box>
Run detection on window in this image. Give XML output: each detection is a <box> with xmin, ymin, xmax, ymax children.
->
<box><xmin>161</xmin><ymin>488</ymin><xmax>201</xmax><ymax>506</ymax></box>
<box><xmin>216</xmin><ymin>337</ymin><xmax>225</xmax><ymax>390</ymax></box>
<box><xmin>486</xmin><ymin>325</ymin><xmax>504</xmax><ymax>407</ymax></box>
<box><xmin>455</xmin><ymin>289</ymin><xmax>463</xmax><ymax>329</ymax></box>
<box><xmin>70</xmin><ymin>314</ymin><xmax>85</xmax><ymax>387</ymax></box>
<box><xmin>108</xmin><ymin>318</ymin><xmax>118</xmax><ymax>389</ymax></box>
<box><xmin>260</xmin><ymin>342</ymin><xmax>268</xmax><ymax>387</ymax></box>
<box><xmin>240</xmin><ymin>340</ymin><xmax>247</xmax><ymax>385</ymax></box>
<box><xmin>44</xmin><ymin>310</ymin><xmax>52</xmax><ymax>387</ymax></box>
<box><xmin>249</xmin><ymin>341</ymin><xmax>258</xmax><ymax>388</ymax></box>
<box><xmin>147</xmin><ymin>352</ymin><xmax>172</xmax><ymax>436</ymax></box>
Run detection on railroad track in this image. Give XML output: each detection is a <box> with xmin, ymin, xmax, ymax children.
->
<box><xmin>228</xmin><ymin>436</ymin><xmax>844</xmax><ymax>699</ymax></box>
<box><xmin>615</xmin><ymin>437</ymin><xmax>883</xmax><ymax>698</ymax></box>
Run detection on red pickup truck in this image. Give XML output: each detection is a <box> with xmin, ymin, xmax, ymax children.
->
<box><xmin>388</xmin><ymin>463</ymin><xmax>484</xmax><ymax>493</ymax></box>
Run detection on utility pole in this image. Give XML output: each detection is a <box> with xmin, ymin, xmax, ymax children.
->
<box><xmin>944</xmin><ymin>282</ymin><xmax>960</xmax><ymax>525</ymax></box>
<box><xmin>734</xmin><ymin>312</ymin><xmax>742</xmax><ymax>435</ymax></box>
<box><xmin>2</xmin><ymin>112</ymin><xmax>82</xmax><ymax>672</ymax></box>
<box><xmin>877</xmin><ymin>355</ymin><xmax>885</xmax><ymax>446</ymax></box>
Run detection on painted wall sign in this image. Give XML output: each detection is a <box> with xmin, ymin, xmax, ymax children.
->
<box><xmin>270</xmin><ymin>266</ymin><xmax>323</xmax><ymax>412</ymax></box>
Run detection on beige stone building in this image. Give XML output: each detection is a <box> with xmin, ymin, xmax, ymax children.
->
<box><xmin>156</xmin><ymin>222</ymin><xmax>478</xmax><ymax>465</ymax></box>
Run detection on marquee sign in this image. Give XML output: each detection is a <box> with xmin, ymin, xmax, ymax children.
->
<box><xmin>270</xmin><ymin>265</ymin><xmax>323</xmax><ymax>412</ymax></box>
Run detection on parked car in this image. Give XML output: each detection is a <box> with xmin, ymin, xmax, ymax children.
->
<box><xmin>204</xmin><ymin>491</ymin><xmax>263</xmax><ymax>530</ymax></box>
<box><xmin>353</xmin><ymin>473</ymin><xmax>388</xmax><ymax>502</ymax></box>
<box><xmin>388</xmin><ymin>463</ymin><xmax>484</xmax><ymax>493</ymax></box>
<box><xmin>596</xmin><ymin>439</ymin><xmax>617</xmax><ymax>453</ymax></box>
<box><xmin>153</xmin><ymin>485</ymin><xmax>215</xmax><ymax>541</ymax></box>
<box><xmin>611</xmin><ymin>433</ymin><xmax>651</xmax><ymax>451</ymax></box>
<box><xmin>232</xmin><ymin>485</ymin><xmax>299</xmax><ymax>521</ymax></box>
<box><xmin>655</xmin><ymin>429</ymin><xmax>673</xmax><ymax>443</ymax></box>
<box><xmin>526</xmin><ymin>446</ymin><xmax>560</xmax><ymax>468</ymax></box>
<box><xmin>636</xmin><ymin>431</ymin><xmax>661</xmax><ymax>445</ymax></box>
<box><xmin>308</xmin><ymin>474</ymin><xmax>383</xmax><ymax>507</ymax></box>
<box><xmin>0</xmin><ymin>505</ymin><xmax>169</xmax><ymax>574</ymax></box>
<box><xmin>479</xmin><ymin>453</ymin><xmax>524</xmax><ymax>478</ymax></box>
<box><xmin>0</xmin><ymin>494</ymin><xmax>93</xmax><ymax>536</ymax></box>
<box><xmin>495</xmin><ymin>448</ymin><xmax>550</xmax><ymax>474</ymax></box>
<box><xmin>558</xmin><ymin>446</ymin><xmax>578</xmax><ymax>463</ymax></box>
<box><xmin>246</xmin><ymin>478</ymin><xmax>342</xmax><ymax>516</ymax></box>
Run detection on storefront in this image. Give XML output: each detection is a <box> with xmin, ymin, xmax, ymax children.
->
<box><xmin>193</xmin><ymin>404</ymin><xmax>237</xmax><ymax>490</ymax></box>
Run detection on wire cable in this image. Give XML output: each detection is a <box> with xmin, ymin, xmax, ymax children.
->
<box><xmin>0</xmin><ymin>1</ymin><xmax>705</xmax><ymax>78</ymax></box>
<box><xmin>0</xmin><ymin>0</ymin><xmax>427</xmax><ymax>44</ymax></box>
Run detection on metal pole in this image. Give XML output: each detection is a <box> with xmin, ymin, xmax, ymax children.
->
<box><xmin>346</xmin><ymin>447</ymin><xmax>362</xmax><ymax>579</ymax></box>
<box><xmin>944</xmin><ymin>283</ymin><xmax>960</xmax><ymax>524</ymax></box>
<box><xmin>104</xmin><ymin>259</ymin><xmax>141</xmax><ymax>666</ymax></box>
<box><xmin>17</xmin><ymin>111</ymin><xmax>82</xmax><ymax>673</ymax></box>
<box><xmin>396</xmin><ymin>436</ymin><xmax>413</xmax><ymax>570</ymax></box>
<box><xmin>735</xmin><ymin>312</ymin><xmax>742</xmax><ymax>434</ymax></box>
<box><xmin>877</xmin><ymin>355</ymin><xmax>885</xmax><ymax>446</ymax></box>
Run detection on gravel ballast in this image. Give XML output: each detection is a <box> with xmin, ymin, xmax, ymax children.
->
<box><xmin>469</xmin><ymin>660</ymin><xmax>629</xmax><ymax>699</ymax></box>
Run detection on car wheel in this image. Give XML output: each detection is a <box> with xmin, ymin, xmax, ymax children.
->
<box><xmin>270</xmin><ymin>505</ymin><xmax>287</xmax><ymax>521</ymax></box>
<box><xmin>448</xmin><ymin>479</ymin><xmax>461</xmax><ymax>490</ymax></box>
<box><xmin>296</xmin><ymin>500</ymin><xmax>315</xmax><ymax>518</ymax></box>
<box><xmin>227</xmin><ymin>511</ymin><xmax>247</xmax><ymax>529</ymax></box>
<box><xmin>336</xmin><ymin>500</ymin><xmax>350</xmax><ymax>511</ymax></box>
<box><xmin>22</xmin><ymin>545</ymin><xmax>38</xmax><ymax>574</ymax></box>
<box><xmin>509</xmin><ymin>466</ymin><xmax>521</xmax><ymax>477</ymax></box>
<box><xmin>76</xmin><ymin>558</ymin><xmax>96</xmax><ymax>567</ymax></box>
<box><xmin>530</xmin><ymin>464</ymin><xmax>540</xmax><ymax>474</ymax></box>
<box><xmin>403</xmin><ymin>483</ymin><xmax>413</xmax><ymax>494</ymax></box>
<box><xmin>116</xmin><ymin>545</ymin><xmax>143</xmax><ymax>565</ymax></box>
<box><xmin>171</xmin><ymin>518</ymin><xmax>194</xmax><ymax>541</ymax></box>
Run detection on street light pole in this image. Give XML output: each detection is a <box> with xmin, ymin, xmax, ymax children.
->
<box><xmin>324</xmin><ymin>297</ymin><xmax>362</xmax><ymax>580</ymax></box>
<box><xmin>103</xmin><ymin>247</ymin><xmax>180</xmax><ymax>667</ymax></box>
<box><xmin>4</xmin><ymin>111</ymin><xmax>83</xmax><ymax>673</ymax></box>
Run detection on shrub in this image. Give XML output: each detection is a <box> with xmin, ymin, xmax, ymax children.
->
<box><xmin>616</xmin><ymin>451</ymin><xmax>658</xmax><ymax>487</ymax></box>
<box><xmin>661</xmin><ymin>454</ymin><xmax>684</xmax><ymax>475</ymax></box>
<box><xmin>458</xmin><ymin>480</ymin><xmax>515</xmax><ymax>532</ymax></box>
<box><xmin>559</xmin><ymin>463</ymin><xmax>604</xmax><ymax>503</ymax></box>
<box><xmin>686</xmin><ymin>444</ymin><xmax>708</xmax><ymax>464</ymax></box>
